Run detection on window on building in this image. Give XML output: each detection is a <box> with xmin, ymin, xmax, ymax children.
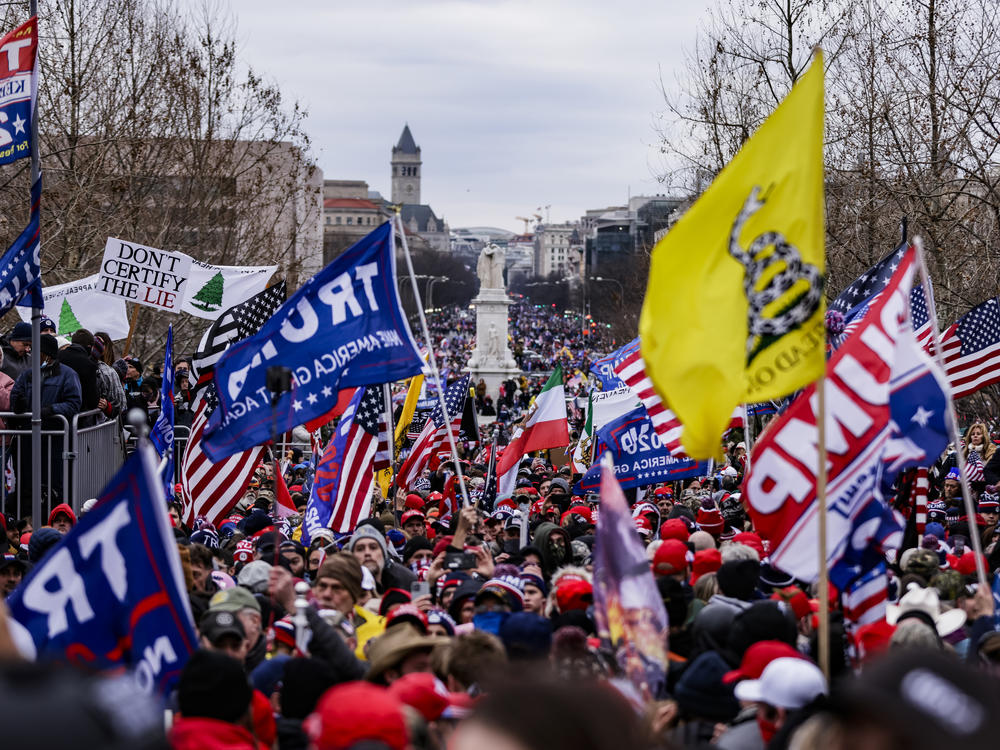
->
<box><xmin>358</xmin><ymin>217</ymin><xmax>364</xmax><ymax>225</ymax></box>
<box><xmin>336</xmin><ymin>216</ymin><xmax>341</xmax><ymax>225</ymax></box>
<box><xmin>347</xmin><ymin>217</ymin><xmax>353</xmax><ymax>225</ymax></box>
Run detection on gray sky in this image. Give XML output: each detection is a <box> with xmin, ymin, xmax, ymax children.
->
<box><xmin>230</xmin><ymin>0</ymin><xmax>714</xmax><ymax>231</ymax></box>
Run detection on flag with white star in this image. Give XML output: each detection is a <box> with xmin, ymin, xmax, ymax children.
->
<box><xmin>0</xmin><ymin>18</ymin><xmax>37</xmax><ymax>167</ymax></box>
<box><xmin>744</xmin><ymin>246</ymin><xmax>950</xmax><ymax>584</ymax></box>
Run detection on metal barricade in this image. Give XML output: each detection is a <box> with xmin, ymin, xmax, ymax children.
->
<box><xmin>71</xmin><ymin>409</ymin><xmax>126</xmax><ymax>510</ymax></box>
<box><xmin>123</xmin><ymin>423</ymin><xmax>191</xmax><ymax>485</ymax></box>
<box><xmin>0</xmin><ymin>412</ymin><xmax>71</xmax><ymax>524</ymax></box>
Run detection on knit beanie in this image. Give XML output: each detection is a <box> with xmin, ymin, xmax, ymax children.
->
<box><xmin>349</xmin><ymin>525</ymin><xmax>388</xmax><ymax>561</ymax></box>
<box><xmin>696</xmin><ymin>498</ymin><xmax>724</xmax><ymax>535</ymax></box>
<box><xmin>716</xmin><ymin>558</ymin><xmax>760</xmax><ymax>601</ymax></box>
<box><xmin>178</xmin><ymin>650</ymin><xmax>252</xmax><ymax>722</ymax></box>
<box><xmin>316</xmin><ymin>554</ymin><xmax>364</xmax><ymax>603</ymax></box>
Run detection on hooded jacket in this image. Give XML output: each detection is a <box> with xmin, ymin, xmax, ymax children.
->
<box><xmin>0</xmin><ymin>336</ymin><xmax>30</xmax><ymax>382</ymax></box>
<box><xmin>533</xmin><ymin>522</ymin><xmax>571</xmax><ymax>577</ymax></box>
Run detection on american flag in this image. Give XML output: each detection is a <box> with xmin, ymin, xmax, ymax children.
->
<box><xmin>180</xmin><ymin>383</ymin><xmax>263</xmax><ymax>527</ymax></box>
<box><xmin>191</xmin><ymin>282</ymin><xmax>286</xmax><ymax>410</ymax></box>
<box><xmin>911</xmin><ymin>467</ymin><xmax>929</xmax><ymax>535</ymax></box>
<box><xmin>829</xmin><ymin>243</ymin><xmax>933</xmax><ymax>351</ymax></box>
<box><xmin>967</xmin><ymin>449</ymin><xmax>985</xmax><ymax>483</ymax></box>
<box><xmin>313</xmin><ymin>385</ymin><xmax>388</xmax><ymax>532</ymax></box>
<box><xmin>613</xmin><ymin>345</ymin><xmax>740</xmax><ymax>459</ymax></box>
<box><xmin>396</xmin><ymin>375</ymin><xmax>469</xmax><ymax>489</ymax></box>
<box><xmin>843</xmin><ymin>563</ymin><xmax>889</xmax><ymax>626</ymax></box>
<box><xmin>180</xmin><ymin>284</ymin><xmax>285</xmax><ymax>525</ymax></box>
<box><xmin>938</xmin><ymin>297</ymin><xmax>1000</xmax><ymax>399</ymax></box>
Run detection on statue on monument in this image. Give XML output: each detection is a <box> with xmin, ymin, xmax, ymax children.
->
<box><xmin>486</xmin><ymin>323</ymin><xmax>502</xmax><ymax>361</ymax></box>
<box><xmin>477</xmin><ymin>243</ymin><xmax>506</xmax><ymax>290</ymax></box>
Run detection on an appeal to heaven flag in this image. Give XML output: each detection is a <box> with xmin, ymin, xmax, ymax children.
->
<box><xmin>639</xmin><ymin>51</ymin><xmax>826</xmax><ymax>459</ymax></box>
<box><xmin>17</xmin><ymin>274</ymin><xmax>130</xmax><ymax>339</ymax></box>
<box><xmin>182</xmin><ymin>261</ymin><xmax>277</xmax><ymax>320</ymax></box>
<box><xmin>202</xmin><ymin>222</ymin><xmax>424</xmax><ymax>462</ymax></box>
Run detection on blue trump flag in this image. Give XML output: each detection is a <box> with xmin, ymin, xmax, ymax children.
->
<box><xmin>203</xmin><ymin>221</ymin><xmax>424</xmax><ymax>461</ymax></box>
<box><xmin>0</xmin><ymin>176</ymin><xmax>43</xmax><ymax>313</ymax></box>
<box><xmin>574</xmin><ymin>406</ymin><xmax>708</xmax><ymax>494</ymax></box>
<box><xmin>7</xmin><ymin>441</ymin><xmax>198</xmax><ymax>697</ymax></box>
<box><xmin>589</xmin><ymin>337</ymin><xmax>638</xmax><ymax>390</ymax></box>
<box><xmin>150</xmin><ymin>325</ymin><xmax>175</xmax><ymax>500</ymax></box>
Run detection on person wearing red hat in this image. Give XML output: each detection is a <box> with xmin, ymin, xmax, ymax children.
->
<box><xmin>715</xmin><ymin>641</ymin><xmax>810</xmax><ymax>750</ymax></box>
<box><xmin>652</xmin><ymin>539</ymin><xmax>690</xmax><ymax>582</ymax></box>
<box><xmin>732</xmin><ymin>532</ymin><xmax>766</xmax><ymax>559</ymax></box>
<box><xmin>653</xmin><ymin>485</ymin><xmax>674</xmax><ymax>517</ymax></box>
<box><xmin>304</xmin><ymin>682</ymin><xmax>409</xmax><ymax>750</ymax></box>
<box><xmin>404</xmin><ymin>493</ymin><xmax>425</xmax><ymax>511</ymax></box>
<box><xmin>401</xmin><ymin>510</ymin><xmax>427</xmax><ymax>539</ymax></box>
<box><xmin>660</xmin><ymin>518</ymin><xmax>691</xmax><ymax>543</ymax></box>
<box><xmin>690</xmin><ymin>548</ymin><xmax>722</xmax><ymax>585</ymax></box>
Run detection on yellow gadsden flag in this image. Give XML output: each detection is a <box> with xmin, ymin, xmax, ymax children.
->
<box><xmin>639</xmin><ymin>51</ymin><xmax>825</xmax><ymax>459</ymax></box>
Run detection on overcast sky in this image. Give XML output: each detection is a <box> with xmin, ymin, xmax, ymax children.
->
<box><xmin>229</xmin><ymin>0</ymin><xmax>714</xmax><ymax>232</ymax></box>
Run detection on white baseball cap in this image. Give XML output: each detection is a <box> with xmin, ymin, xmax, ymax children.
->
<box><xmin>734</xmin><ymin>657</ymin><xmax>827</xmax><ymax>709</ymax></box>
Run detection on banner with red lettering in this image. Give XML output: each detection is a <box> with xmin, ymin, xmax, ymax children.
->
<box><xmin>743</xmin><ymin>247</ymin><xmax>950</xmax><ymax>583</ymax></box>
<box><xmin>98</xmin><ymin>237</ymin><xmax>193</xmax><ymax>313</ymax></box>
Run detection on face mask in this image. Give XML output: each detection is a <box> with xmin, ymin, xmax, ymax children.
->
<box><xmin>472</xmin><ymin>610</ymin><xmax>508</xmax><ymax>635</ymax></box>
<box><xmin>757</xmin><ymin>713</ymin><xmax>779</xmax><ymax>744</ymax></box>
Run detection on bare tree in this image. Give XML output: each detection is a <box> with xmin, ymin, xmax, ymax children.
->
<box><xmin>0</xmin><ymin>0</ymin><xmax>319</xmax><ymax>360</ymax></box>
<box><xmin>658</xmin><ymin>0</ymin><xmax>1000</xmax><ymax>340</ymax></box>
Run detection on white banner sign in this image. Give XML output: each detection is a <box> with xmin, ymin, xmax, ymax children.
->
<box><xmin>98</xmin><ymin>238</ymin><xmax>192</xmax><ymax>313</ymax></box>
<box><xmin>17</xmin><ymin>274</ymin><xmax>130</xmax><ymax>340</ymax></box>
<box><xmin>182</xmin><ymin>261</ymin><xmax>277</xmax><ymax>320</ymax></box>
<box><xmin>592</xmin><ymin>385</ymin><xmax>641</xmax><ymax>430</ymax></box>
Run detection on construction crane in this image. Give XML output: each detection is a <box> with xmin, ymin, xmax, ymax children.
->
<box><xmin>516</xmin><ymin>216</ymin><xmax>533</xmax><ymax>233</ymax></box>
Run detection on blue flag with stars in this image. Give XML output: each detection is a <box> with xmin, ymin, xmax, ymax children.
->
<box><xmin>0</xmin><ymin>176</ymin><xmax>43</xmax><ymax>313</ymax></box>
<box><xmin>202</xmin><ymin>222</ymin><xmax>424</xmax><ymax>462</ymax></box>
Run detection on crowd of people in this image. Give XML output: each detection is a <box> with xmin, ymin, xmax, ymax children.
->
<box><xmin>1</xmin><ymin>299</ymin><xmax>1000</xmax><ymax>750</ymax></box>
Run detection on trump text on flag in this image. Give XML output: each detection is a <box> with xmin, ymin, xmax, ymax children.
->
<box><xmin>0</xmin><ymin>17</ymin><xmax>36</xmax><ymax>165</ymax></box>
<box><xmin>98</xmin><ymin>238</ymin><xmax>193</xmax><ymax>313</ymax></box>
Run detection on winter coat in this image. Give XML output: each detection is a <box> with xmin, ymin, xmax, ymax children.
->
<box><xmin>305</xmin><ymin>606</ymin><xmax>366</xmax><ymax>681</ymax></box>
<box><xmin>57</xmin><ymin>344</ymin><xmax>99</xmax><ymax>413</ymax></box>
<box><xmin>0</xmin><ymin>337</ymin><xmax>30</xmax><ymax>382</ymax></box>
<box><xmin>168</xmin><ymin>716</ymin><xmax>267</xmax><ymax>750</ymax></box>
<box><xmin>10</xmin><ymin>361</ymin><xmax>82</xmax><ymax>429</ymax></box>
<box><xmin>95</xmin><ymin>360</ymin><xmax>127</xmax><ymax>421</ymax></box>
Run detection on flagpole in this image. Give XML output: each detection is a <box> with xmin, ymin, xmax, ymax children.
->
<box><xmin>381</xmin><ymin>382</ymin><xmax>394</xmax><ymax>501</ymax></box>
<box><xmin>816</xmin><ymin>375</ymin><xmax>831</xmax><ymax>682</ymax></box>
<box><xmin>393</xmin><ymin>213</ymin><xmax>471</xmax><ymax>508</ymax></box>
<box><xmin>914</xmin><ymin>237</ymin><xmax>989</xmax><ymax>587</ymax></box>
<box><xmin>742</xmin><ymin>403</ymin><xmax>753</xmax><ymax>473</ymax></box>
<box><xmin>29</xmin><ymin>0</ymin><xmax>41</xmax><ymax>528</ymax></box>
<box><xmin>122</xmin><ymin>302</ymin><xmax>141</xmax><ymax>357</ymax></box>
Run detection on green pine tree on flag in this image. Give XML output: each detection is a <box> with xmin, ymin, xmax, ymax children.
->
<box><xmin>58</xmin><ymin>298</ymin><xmax>82</xmax><ymax>335</ymax></box>
<box><xmin>191</xmin><ymin>271</ymin><xmax>225</xmax><ymax>312</ymax></box>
